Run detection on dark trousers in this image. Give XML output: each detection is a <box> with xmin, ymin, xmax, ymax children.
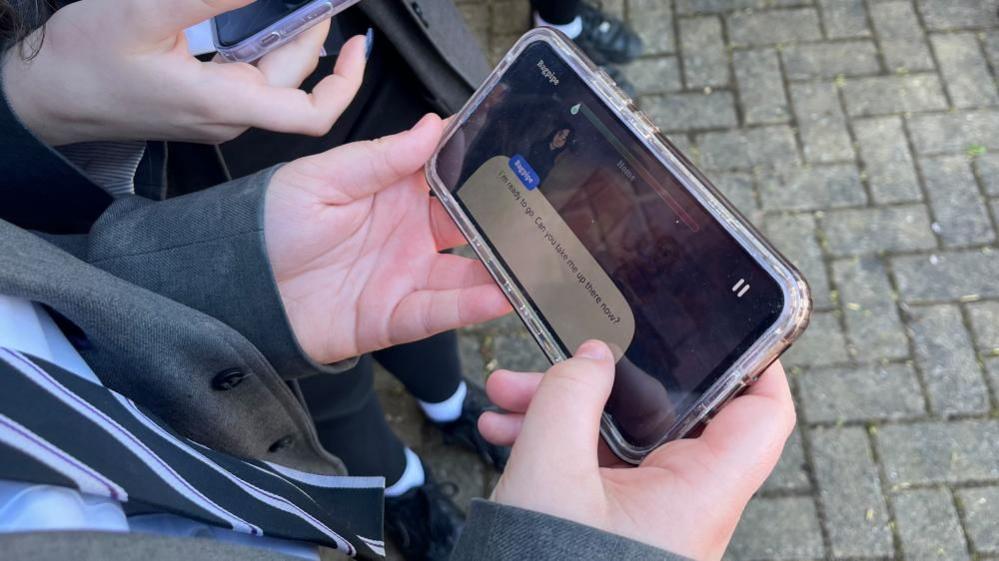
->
<box><xmin>300</xmin><ymin>332</ymin><xmax>464</xmax><ymax>482</ymax></box>
<box><xmin>531</xmin><ymin>0</ymin><xmax>582</xmax><ymax>25</ymax></box>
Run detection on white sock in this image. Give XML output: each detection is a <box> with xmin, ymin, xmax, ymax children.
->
<box><xmin>534</xmin><ymin>13</ymin><xmax>583</xmax><ymax>39</ymax></box>
<box><xmin>418</xmin><ymin>381</ymin><xmax>467</xmax><ymax>424</ymax></box>
<box><xmin>385</xmin><ymin>448</ymin><xmax>426</xmax><ymax>497</ymax></box>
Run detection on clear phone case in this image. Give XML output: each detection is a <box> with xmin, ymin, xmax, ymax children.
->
<box><xmin>426</xmin><ymin>28</ymin><xmax>812</xmax><ymax>464</ymax></box>
<box><xmin>213</xmin><ymin>0</ymin><xmax>360</xmax><ymax>63</ymax></box>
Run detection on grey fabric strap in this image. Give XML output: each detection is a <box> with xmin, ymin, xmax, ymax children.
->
<box><xmin>57</xmin><ymin>141</ymin><xmax>146</xmax><ymax>197</ymax></box>
<box><xmin>452</xmin><ymin>499</ymin><xmax>693</xmax><ymax>561</ymax></box>
<box><xmin>0</xmin><ymin>531</ymin><xmax>309</xmax><ymax>561</ymax></box>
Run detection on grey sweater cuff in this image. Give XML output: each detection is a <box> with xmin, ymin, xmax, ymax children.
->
<box><xmin>84</xmin><ymin>166</ymin><xmax>356</xmax><ymax>378</ymax></box>
<box><xmin>453</xmin><ymin>500</ymin><xmax>693</xmax><ymax>561</ymax></box>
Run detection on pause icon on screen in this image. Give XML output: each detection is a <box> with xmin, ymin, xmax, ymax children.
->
<box><xmin>732</xmin><ymin>278</ymin><xmax>751</xmax><ymax>298</ymax></box>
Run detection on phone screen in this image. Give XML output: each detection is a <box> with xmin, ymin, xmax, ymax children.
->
<box><xmin>436</xmin><ymin>41</ymin><xmax>786</xmax><ymax>447</ymax></box>
<box><xmin>214</xmin><ymin>0</ymin><xmax>314</xmax><ymax>47</ymax></box>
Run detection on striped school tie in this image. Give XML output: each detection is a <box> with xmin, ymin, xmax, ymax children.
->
<box><xmin>0</xmin><ymin>348</ymin><xmax>387</xmax><ymax>558</ymax></box>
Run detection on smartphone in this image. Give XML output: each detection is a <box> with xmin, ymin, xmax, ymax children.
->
<box><xmin>426</xmin><ymin>28</ymin><xmax>812</xmax><ymax>464</ymax></box>
<box><xmin>212</xmin><ymin>0</ymin><xmax>360</xmax><ymax>63</ymax></box>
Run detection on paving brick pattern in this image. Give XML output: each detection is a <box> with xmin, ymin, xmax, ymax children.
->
<box><xmin>374</xmin><ymin>2</ymin><xmax>999</xmax><ymax>559</ymax></box>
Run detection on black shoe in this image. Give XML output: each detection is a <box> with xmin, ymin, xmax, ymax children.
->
<box><xmin>574</xmin><ymin>2</ymin><xmax>644</xmax><ymax>65</ymax></box>
<box><xmin>384</xmin><ymin>467</ymin><xmax>465</xmax><ymax>561</ymax></box>
<box><xmin>436</xmin><ymin>382</ymin><xmax>510</xmax><ymax>472</ymax></box>
<box><xmin>602</xmin><ymin>64</ymin><xmax>637</xmax><ymax>99</ymax></box>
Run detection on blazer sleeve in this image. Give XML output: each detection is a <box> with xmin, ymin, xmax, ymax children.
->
<box><xmin>0</xmin><ymin>63</ymin><xmax>113</xmax><ymax>234</ymax></box>
<box><xmin>68</xmin><ymin>166</ymin><xmax>357</xmax><ymax>378</ymax></box>
<box><xmin>452</xmin><ymin>500</ymin><xmax>693</xmax><ymax>561</ymax></box>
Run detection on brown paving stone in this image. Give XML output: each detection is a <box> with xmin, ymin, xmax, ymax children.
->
<box><xmin>917</xmin><ymin>0</ymin><xmax>999</xmax><ymax>31</ymax></box>
<box><xmin>869</xmin><ymin>1</ymin><xmax>935</xmax><ymax>71</ymax></box>
<box><xmin>832</xmin><ymin>256</ymin><xmax>911</xmax><ymax>360</ymax></box>
<box><xmin>908</xmin><ymin>304</ymin><xmax>991</xmax><ymax>416</ymax></box>
<box><xmin>853</xmin><ymin>116</ymin><xmax>923</xmax><ymax>203</ymax></box>
<box><xmin>781</xmin><ymin>40</ymin><xmax>882</xmax><ymax>80</ymax></box>
<box><xmin>818</xmin><ymin>0</ymin><xmax>871</xmax><ymax>39</ymax></box>
<box><xmin>957</xmin><ymin>486</ymin><xmax>999</xmax><ymax>554</ymax></box>
<box><xmin>698</xmin><ymin>125</ymin><xmax>801</xmax><ymax>170</ymax></box>
<box><xmin>841</xmin><ymin>74</ymin><xmax>948</xmax><ymax>116</ymax></box>
<box><xmin>877</xmin><ymin>420</ymin><xmax>999</xmax><ymax>485</ymax></box>
<box><xmin>727</xmin><ymin>8</ymin><xmax>823</xmax><ymax>47</ymax></box>
<box><xmin>820</xmin><ymin>204</ymin><xmax>937</xmax><ymax>255</ymax></box>
<box><xmin>725</xmin><ymin>497</ymin><xmax>825</xmax><ymax>560</ymax></box>
<box><xmin>789</xmin><ymin>81</ymin><xmax>855</xmax><ymax>163</ymax></box>
<box><xmin>810</xmin><ymin>427</ymin><xmax>894</xmax><ymax>557</ymax></box>
<box><xmin>734</xmin><ymin>48</ymin><xmax>790</xmax><ymax>124</ymax></box>
<box><xmin>907</xmin><ymin>109</ymin><xmax>999</xmax><ymax>155</ymax></box>
<box><xmin>931</xmin><ymin>32</ymin><xmax>999</xmax><ymax>108</ymax></box>
<box><xmin>627</xmin><ymin>0</ymin><xmax>675</xmax><ymax>54</ymax></box>
<box><xmin>621</xmin><ymin>56</ymin><xmax>682</xmax><ymax>95</ymax></box>
<box><xmin>920</xmin><ymin>155</ymin><xmax>996</xmax><ymax>247</ymax></box>
<box><xmin>894</xmin><ymin>489</ymin><xmax>971</xmax><ymax>561</ymax></box>
<box><xmin>644</xmin><ymin>90</ymin><xmax>739</xmax><ymax>131</ymax></box>
<box><xmin>893</xmin><ymin>249</ymin><xmax>999</xmax><ymax>302</ymax></box>
<box><xmin>679</xmin><ymin>16</ymin><xmax>729</xmax><ymax>88</ymax></box>
<box><xmin>758</xmin><ymin>163</ymin><xmax>866</xmax><ymax>211</ymax></box>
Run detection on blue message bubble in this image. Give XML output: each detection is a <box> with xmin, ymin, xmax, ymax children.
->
<box><xmin>509</xmin><ymin>155</ymin><xmax>541</xmax><ymax>191</ymax></box>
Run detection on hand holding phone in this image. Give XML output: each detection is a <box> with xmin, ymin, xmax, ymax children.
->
<box><xmin>263</xmin><ymin>115</ymin><xmax>512</xmax><ymax>366</ymax></box>
<box><xmin>427</xmin><ymin>29</ymin><xmax>810</xmax><ymax>462</ymax></box>
<box><xmin>2</xmin><ymin>0</ymin><xmax>366</xmax><ymax>146</ymax></box>
<box><xmin>478</xmin><ymin>341</ymin><xmax>795</xmax><ymax>561</ymax></box>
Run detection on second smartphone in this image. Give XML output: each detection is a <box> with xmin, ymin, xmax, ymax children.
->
<box><xmin>213</xmin><ymin>0</ymin><xmax>360</xmax><ymax>63</ymax></box>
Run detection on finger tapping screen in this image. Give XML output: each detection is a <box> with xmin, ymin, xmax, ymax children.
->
<box><xmin>436</xmin><ymin>41</ymin><xmax>785</xmax><ymax>447</ymax></box>
<box><xmin>214</xmin><ymin>0</ymin><xmax>314</xmax><ymax>46</ymax></box>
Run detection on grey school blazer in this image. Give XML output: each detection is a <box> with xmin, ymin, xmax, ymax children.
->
<box><xmin>0</xmin><ymin>171</ymin><xmax>684</xmax><ymax>561</ymax></box>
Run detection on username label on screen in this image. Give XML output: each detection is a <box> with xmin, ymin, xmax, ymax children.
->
<box><xmin>509</xmin><ymin>155</ymin><xmax>540</xmax><ymax>190</ymax></box>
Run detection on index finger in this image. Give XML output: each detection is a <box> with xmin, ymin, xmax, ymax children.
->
<box><xmin>115</xmin><ymin>0</ymin><xmax>253</xmax><ymax>42</ymax></box>
<box><xmin>214</xmin><ymin>33</ymin><xmax>367</xmax><ymax>137</ymax></box>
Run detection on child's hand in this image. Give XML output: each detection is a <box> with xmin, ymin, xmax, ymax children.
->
<box><xmin>2</xmin><ymin>0</ymin><xmax>366</xmax><ymax>146</ymax></box>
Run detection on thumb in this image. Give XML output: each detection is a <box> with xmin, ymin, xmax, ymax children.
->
<box><xmin>287</xmin><ymin>113</ymin><xmax>444</xmax><ymax>202</ymax></box>
<box><xmin>512</xmin><ymin>341</ymin><xmax>616</xmax><ymax>469</ymax></box>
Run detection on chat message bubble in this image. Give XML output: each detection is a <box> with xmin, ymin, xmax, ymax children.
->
<box><xmin>459</xmin><ymin>156</ymin><xmax>636</xmax><ymax>359</ymax></box>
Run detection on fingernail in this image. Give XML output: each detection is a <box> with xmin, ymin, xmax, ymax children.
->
<box><xmin>575</xmin><ymin>340</ymin><xmax>611</xmax><ymax>361</ymax></box>
<box><xmin>364</xmin><ymin>28</ymin><xmax>374</xmax><ymax>60</ymax></box>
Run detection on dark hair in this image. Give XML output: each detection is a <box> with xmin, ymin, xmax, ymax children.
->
<box><xmin>1</xmin><ymin>0</ymin><xmax>56</xmax><ymax>59</ymax></box>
